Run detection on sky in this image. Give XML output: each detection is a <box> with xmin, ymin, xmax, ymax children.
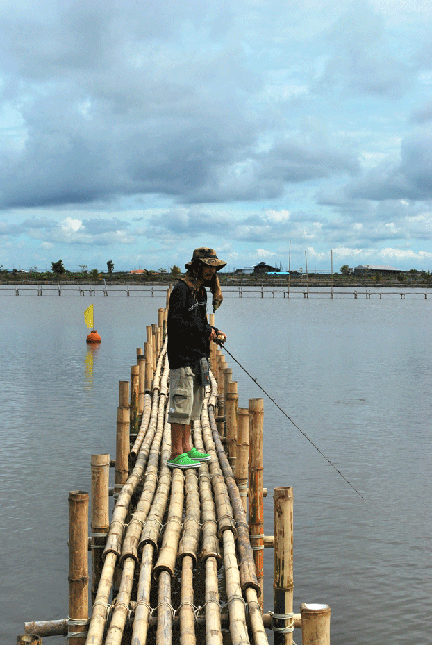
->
<box><xmin>1</xmin><ymin>0</ymin><xmax>432</xmax><ymax>273</ymax></box>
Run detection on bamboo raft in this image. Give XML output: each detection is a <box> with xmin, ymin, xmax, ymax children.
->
<box><xmin>19</xmin><ymin>295</ymin><xmax>331</xmax><ymax>645</ymax></box>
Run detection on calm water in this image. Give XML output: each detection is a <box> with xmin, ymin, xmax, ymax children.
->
<box><xmin>1</xmin><ymin>287</ymin><xmax>431</xmax><ymax>644</ymax></box>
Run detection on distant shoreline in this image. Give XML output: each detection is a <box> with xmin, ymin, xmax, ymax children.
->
<box><xmin>1</xmin><ymin>275</ymin><xmax>431</xmax><ymax>288</ymax></box>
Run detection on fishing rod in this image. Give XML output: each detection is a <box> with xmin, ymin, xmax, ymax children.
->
<box><xmin>214</xmin><ymin>337</ymin><xmax>364</xmax><ymax>499</ymax></box>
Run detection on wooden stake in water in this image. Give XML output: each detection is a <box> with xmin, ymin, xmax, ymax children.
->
<box><xmin>91</xmin><ymin>454</ymin><xmax>110</xmax><ymax>603</ymax></box>
<box><xmin>68</xmin><ymin>491</ymin><xmax>89</xmax><ymax>645</ymax></box>
<box><xmin>249</xmin><ymin>398</ymin><xmax>264</xmax><ymax>602</ymax></box>
<box><xmin>236</xmin><ymin>407</ymin><xmax>250</xmax><ymax>514</ymax></box>
<box><xmin>225</xmin><ymin>380</ymin><xmax>238</xmax><ymax>474</ymax></box>
<box><xmin>116</xmin><ymin>381</ymin><xmax>130</xmax><ymax>489</ymax></box>
<box><xmin>274</xmin><ymin>487</ymin><xmax>294</xmax><ymax>645</ymax></box>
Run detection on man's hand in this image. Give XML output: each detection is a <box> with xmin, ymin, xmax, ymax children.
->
<box><xmin>210</xmin><ymin>329</ymin><xmax>226</xmax><ymax>344</ymax></box>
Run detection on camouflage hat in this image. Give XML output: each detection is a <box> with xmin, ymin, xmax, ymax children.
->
<box><xmin>185</xmin><ymin>247</ymin><xmax>226</xmax><ymax>271</ymax></box>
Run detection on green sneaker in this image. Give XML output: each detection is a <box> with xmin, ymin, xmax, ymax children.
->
<box><xmin>167</xmin><ymin>453</ymin><xmax>201</xmax><ymax>469</ymax></box>
<box><xmin>187</xmin><ymin>446</ymin><xmax>211</xmax><ymax>461</ymax></box>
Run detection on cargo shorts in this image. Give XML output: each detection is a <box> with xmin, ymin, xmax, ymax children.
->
<box><xmin>168</xmin><ymin>366</ymin><xmax>205</xmax><ymax>424</ymax></box>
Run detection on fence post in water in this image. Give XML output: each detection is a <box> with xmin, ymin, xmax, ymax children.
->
<box><xmin>226</xmin><ymin>381</ymin><xmax>238</xmax><ymax>474</ymax></box>
<box><xmin>249</xmin><ymin>397</ymin><xmax>264</xmax><ymax>602</ymax></box>
<box><xmin>116</xmin><ymin>380</ymin><xmax>130</xmax><ymax>491</ymax></box>
<box><xmin>300</xmin><ymin>604</ymin><xmax>331</xmax><ymax>645</ymax></box>
<box><xmin>209</xmin><ymin>314</ymin><xmax>217</xmax><ymax>373</ymax></box>
<box><xmin>223</xmin><ymin>367</ymin><xmax>232</xmax><ymax>430</ymax></box>
<box><xmin>274</xmin><ymin>487</ymin><xmax>294</xmax><ymax>645</ymax></box>
<box><xmin>91</xmin><ymin>454</ymin><xmax>110</xmax><ymax>603</ymax></box>
<box><xmin>236</xmin><ymin>407</ymin><xmax>249</xmax><ymax>513</ymax></box>
<box><xmin>68</xmin><ymin>491</ymin><xmax>89</xmax><ymax>645</ymax></box>
<box><xmin>130</xmin><ymin>364</ymin><xmax>140</xmax><ymax>439</ymax></box>
<box><xmin>144</xmin><ymin>341</ymin><xmax>153</xmax><ymax>392</ymax></box>
<box><xmin>217</xmin><ymin>354</ymin><xmax>226</xmax><ymax>438</ymax></box>
<box><xmin>137</xmin><ymin>348</ymin><xmax>145</xmax><ymax>424</ymax></box>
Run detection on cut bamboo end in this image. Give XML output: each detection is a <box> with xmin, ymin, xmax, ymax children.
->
<box><xmin>301</xmin><ymin>603</ymin><xmax>331</xmax><ymax>645</ymax></box>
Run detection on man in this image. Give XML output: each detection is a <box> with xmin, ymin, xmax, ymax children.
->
<box><xmin>167</xmin><ymin>247</ymin><xmax>227</xmax><ymax>468</ymax></box>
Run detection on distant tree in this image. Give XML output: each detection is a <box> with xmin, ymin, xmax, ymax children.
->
<box><xmin>51</xmin><ymin>260</ymin><xmax>65</xmax><ymax>275</ymax></box>
<box><xmin>107</xmin><ymin>260</ymin><xmax>114</xmax><ymax>274</ymax></box>
<box><xmin>91</xmin><ymin>269</ymin><xmax>98</xmax><ymax>279</ymax></box>
<box><xmin>158</xmin><ymin>268</ymin><xmax>168</xmax><ymax>274</ymax></box>
<box><xmin>340</xmin><ymin>264</ymin><xmax>350</xmax><ymax>276</ymax></box>
<box><xmin>78</xmin><ymin>264</ymin><xmax>88</xmax><ymax>274</ymax></box>
<box><xmin>171</xmin><ymin>265</ymin><xmax>181</xmax><ymax>277</ymax></box>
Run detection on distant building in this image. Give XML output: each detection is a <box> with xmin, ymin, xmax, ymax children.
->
<box><xmin>354</xmin><ymin>264</ymin><xmax>401</xmax><ymax>275</ymax></box>
<box><xmin>253</xmin><ymin>262</ymin><xmax>280</xmax><ymax>274</ymax></box>
<box><xmin>234</xmin><ymin>267</ymin><xmax>254</xmax><ymax>275</ymax></box>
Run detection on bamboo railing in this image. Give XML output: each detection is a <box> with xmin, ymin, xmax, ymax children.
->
<box><xmin>20</xmin><ymin>293</ymin><xmax>331</xmax><ymax>645</ymax></box>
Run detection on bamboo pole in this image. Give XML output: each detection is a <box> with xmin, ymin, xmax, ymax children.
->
<box><xmin>116</xmin><ymin>381</ymin><xmax>130</xmax><ymax>490</ymax></box>
<box><xmin>225</xmin><ymin>380</ymin><xmax>238</xmax><ymax>474</ymax></box>
<box><xmin>300</xmin><ymin>604</ymin><xmax>331</xmax><ymax>645</ymax></box>
<box><xmin>223</xmin><ymin>530</ymin><xmax>249</xmax><ymax>645</ymax></box>
<box><xmin>68</xmin><ymin>491</ymin><xmax>89</xmax><ymax>645</ymax></box>
<box><xmin>157</xmin><ymin>571</ymin><xmax>173</xmax><ymax>645</ymax></box>
<box><xmin>180</xmin><ymin>556</ymin><xmax>195</xmax><ymax>645</ymax></box>
<box><xmin>249</xmin><ymin>397</ymin><xmax>265</xmax><ymax>602</ymax></box>
<box><xmin>152</xmin><ymin>323</ymin><xmax>158</xmax><ymax>371</ymax></box>
<box><xmin>209</xmin><ymin>313</ymin><xmax>217</xmax><ymax>373</ymax></box>
<box><xmin>153</xmin><ymin>467</ymin><xmax>184</xmax><ymax>577</ymax></box>
<box><xmin>274</xmin><ymin>487</ymin><xmax>294</xmax><ymax>645</ymax></box>
<box><xmin>144</xmin><ymin>341</ymin><xmax>153</xmax><ymax>392</ymax></box>
<box><xmin>206</xmin><ymin>557</ymin><xmax>223</xmax><ymax>645</ymax></box>
<box><xmin>91</xmin><ymin>454</ymin><xmax>110</xmax><ymax>603</ymax></box>
<box><xmin>206</xmin><ymin>400</ymin><xmax>259</xmax><ymax>595</ymax></box>
<box><xmin>137</xmin><ymin>348</ymin><xmax>145</xmax><ymax>419</ymax></box>
<box><xmin>130</xmin><ymin>364</ymin><xmax>140</xmax><ymax>437</ymax></box>
<box><xmin>236</xmin><ymin>407</ymin><xmax>249</xmax><ymax>514</ymax></box>
<box><xmin>216</xmin><ymin>354</ymin><xmax>226</xmax><ymax>437</ymax></box>
<box><xmin>133</xmin><ymin>543</ymin><xmax>154</xmax><ymax>645</ymax></box>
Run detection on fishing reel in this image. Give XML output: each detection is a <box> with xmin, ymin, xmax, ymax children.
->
<box><xmin>214</xmin><ymin>333</ymin><xmax>226</xmax><ymax>346</ymax></box>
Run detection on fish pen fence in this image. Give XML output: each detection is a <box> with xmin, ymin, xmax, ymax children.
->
<box><xmin>2</xmin><ymin>283</ymin><xmax>431</xmax><ymax>299</ymax></box>
<box><xmin>19</xmin><ymin>292</ymin><xmax>331</xmax><ymax>645</ymax></box>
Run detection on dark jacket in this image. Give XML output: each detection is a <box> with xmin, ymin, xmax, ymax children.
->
<box><xmin>167</xmin><ymin>280</ymin><xmax>214</xmax><ymax>370</ymax></box>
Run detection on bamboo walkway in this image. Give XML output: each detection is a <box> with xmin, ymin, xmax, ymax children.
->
<box><xmin>20</xmin><ymin>297</ymin><xmax>331</xmax><ymax>645</ymax></box>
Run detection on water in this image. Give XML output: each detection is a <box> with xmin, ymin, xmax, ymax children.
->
<box><xmin>1</xmin><ymin>287</ymin><xmax>431</xmax><ymax>644</ymax></box>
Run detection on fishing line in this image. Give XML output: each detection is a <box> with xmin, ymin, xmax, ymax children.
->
<box><xmin>216</xmin><ymin>341</ymin><xmax>364</xmax><ymax>499</ymax></box>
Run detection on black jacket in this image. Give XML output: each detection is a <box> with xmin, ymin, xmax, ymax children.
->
<box><xmin>167</xmin><ymin>280</ymin><xmax>213</xmax><ymax>369</ymax></box>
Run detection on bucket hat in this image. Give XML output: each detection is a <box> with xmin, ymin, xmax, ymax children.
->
<box><xmin>185</xmin><ymin>247</ymin><xmax>226</xmax><ymax>271</ymax></box>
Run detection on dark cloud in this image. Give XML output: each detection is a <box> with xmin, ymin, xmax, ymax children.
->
<box><xmin>347</xmin><ymin>126</ymin><xmax>432</xmax><ymax>202</ymax></box>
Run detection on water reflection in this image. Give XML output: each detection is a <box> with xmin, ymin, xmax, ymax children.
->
<box><xmin>84</xmin><ymin>343</ymin><xmax>101</xmax><ymax>386</ymax></box>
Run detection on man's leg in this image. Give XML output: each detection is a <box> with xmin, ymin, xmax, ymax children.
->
<box><xmin>170</xmin><ymin>422</ymin><xmax>185</xmax><ymax>460</ymax></box>
<box><xmin>182</xmin><ymin>423</ymin><xmax>192</xmax><ymax>454</ymax></box>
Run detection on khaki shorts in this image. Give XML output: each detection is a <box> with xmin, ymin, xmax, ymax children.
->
<box><xmin>168</xmin><ymin>367</ymin><xmax>205</xmax><ymax>424</ymax></box>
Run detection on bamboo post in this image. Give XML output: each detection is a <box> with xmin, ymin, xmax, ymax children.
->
<box><xmin>223</xmin><ymin>366</ymin><xmax>232</xmax><ymax>413</ymax></box>
<box><xmin>209</xmin><ymin>313</ymin><xmax>217</xmax><ymax>373</ymax></box>
<box><xmin>144</xmin><ymin>341</ymin><xmax>153</xmax><ymax>391</ymax></box>
<box><xmin>217</xmin><ymin>354</ymin><xmax>226</xmax><ymax>437</ymax></box>
<box><xmin>225</xmin><ymin>380</ymin><xmax>238</xmax><ymax>474</ymax></box>
<box><xmin>137</xmin><ymin>349</ymin><xmax>145</xmax><ymax>421</ymax></box>
<box><xmin>130</xmin><ymin>364</ymin><xmax>140</xmax><ymax>438</ymax></box>
<box><xmin>158</xmin><ymin>307</ymin><xmax>165</xmax><ymax>332</ymax></box>
<box><xmin>274</xmin><ymin>487</ymin><xmax>294</xmax><ymax>645</ymax></box>
<box><xmin>91</xmin><ymin>454</ymin><xmax>110</xmax><ymax>603</ymax></box>
<box><xmin>151</xmin><ymin>323</ymin><xmax>158</xmax><ymax>370</ymax></box>
<box><xmin>300</xmin><ymin>604</ymin><xmax>331</xmax><ymax>645</ymax></box>
<box><xmin>116</xmin><ymin>381</ymin><xmax>130</xmax><ymax>490</ymax></box>
<box><xmin>236</xmin><ymin>407</ymin><xmax>249</xmax><ymax>514</ymax></box>
<box><xmin>68</xmin><ymin>491</ymin><xmax>89</xmax><ymax>645</ymax></box>
<box><xmin>249</xmin><ymin>398</ymin><xmax>264</xmax><ymax>602</ymax></box>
